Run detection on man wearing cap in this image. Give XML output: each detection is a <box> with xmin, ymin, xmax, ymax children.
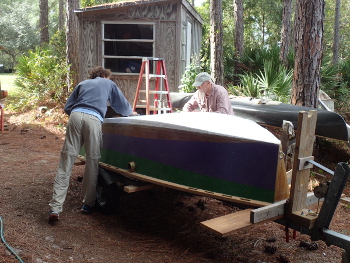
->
<box><xmin>182</xmin><ymin>72</ymin><xmax>234</xmax><ymax>115</ymax></box>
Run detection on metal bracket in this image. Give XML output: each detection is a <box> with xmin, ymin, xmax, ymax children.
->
<box><xmin>298</xmin><ymin>156</ymin><xmax>335</xmax><ymax>175</ymax></box>
<box><xmin>298</xmin><ymin>156</ymin><xmax>314</xmax><ymax>170</ymax></box>
<box><xmin>307</xmin><ymin>159</ymin><xmax>335</xmax><ymax>175</ymax></box>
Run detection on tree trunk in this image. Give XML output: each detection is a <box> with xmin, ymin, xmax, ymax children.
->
<box><xmin>234</xmin><ymin>0</ymin><xmax>244</xmax><ymax>58</ymax></box>
<box><xmin>280</xmin><ymin>0</ymin><xmax>293</xmax><ymax>66</ymax></box>
<box><xmin>291</xmin><ymin>0</ymin><xmax>325</xmax><ymax>108</ymax></box>
<box><xmin>39</xmin><ymin>0</ymin><xmax>49</xmax><ymax>45</ymax></box>
<box><xmin>333</xmin><ymin>0</ymin><xmax>340</xmax><ymax>65</ymax></box>
<box><xmin>261</xmin><ymin>13</ymin><xmax>265</xmax><ymax>47</ymax></box>
<box><xmin>59</xmin><ymin>0</ymin><xmax>65</xmax><ymax>31</ymax></box>
<box><xmin>210</xmin><ymin>0</ymin><xmax>224</xmax><ymax>86</ymax></box>
<box><xmin>66</xmin><ymin>0</ymin><xmax>80</xmax><ymax>92</ymax></box>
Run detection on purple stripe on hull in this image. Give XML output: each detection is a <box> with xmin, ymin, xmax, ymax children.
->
<box><xmin>103</xmin><ymin>133</ymin><xmax>279</xmax><ymax>191</ymax></box>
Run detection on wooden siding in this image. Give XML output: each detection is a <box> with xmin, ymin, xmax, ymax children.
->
<box><xmin>79</xmin><ymin>20</ymin><xmax>101</xmax><ymax>78</ymax></box>
<box><xmin>129</xmin><ymin>1</ymin><xmax>177</xmax><ymax>19</ymax></box>
<box><xmin>111</xmin><ymin>75</ymin><xmax>138</xmax><ymax>102</ymax></box>
<box><xmin>157</xmin><ymin>21</ymin><xmax>177</xmax><ymax>92</ymax></box>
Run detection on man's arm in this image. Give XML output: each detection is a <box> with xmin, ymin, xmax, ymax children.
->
<box><xmin>64</xmin><ymin>86</ymin><xmax>80</xmax><ymax>115</ymax></box>
<box><xmin>215</xmin><ymin>89</ymin><xmax>234</xmax><ymax>115</ymax></box>
<box><xmin>109</xmin><ymin>83</ymin><xmax>133</xmax><ymax>116</ymax></box>
<box><xmin>182</xmin><ymin>92</ymin><xmax>199</xmax><ymax>112</ymax></box>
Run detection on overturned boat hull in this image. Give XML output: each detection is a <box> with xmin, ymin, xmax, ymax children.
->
<box><xmin>101</xmin><ymin>112</ymin><xmax>288</xmax><ymax>205</ymax></box>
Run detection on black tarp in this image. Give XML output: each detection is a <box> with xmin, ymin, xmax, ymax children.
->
<box><xmin>170</xmin><ymin>92</ymin><xmax>349</xmax><ymax>142</ymax></box>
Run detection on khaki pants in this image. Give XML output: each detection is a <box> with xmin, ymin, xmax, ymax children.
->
<box><xmin>49</xmin><ymin>112</ymin><xmax>102</xmax><ymax>213</ymax></box>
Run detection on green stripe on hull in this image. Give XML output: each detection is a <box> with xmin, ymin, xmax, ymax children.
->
<box><xmin>101</xmin><ymin>149</ymin><xmax>275</xmax><ymax>203</ymax></box>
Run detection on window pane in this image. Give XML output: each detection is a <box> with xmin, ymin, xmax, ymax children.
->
<box><xmin>104</xmin><ymin>58</ymin><xmax>143</xmax><ymax>73</ymax></box>
<box><xmin>103</xmin><ymin>23</ymin><xmax>154</xmax><ymax>73</ymax></box>
<box><xmin>104</xmin><ymin>41</ymin><xmax>153</xmax><ymax>56</ymax></box>
<box><xmin>104</xmin><ymin>24</ymin><xmax>153</xmax><ymax>40</ymax></box>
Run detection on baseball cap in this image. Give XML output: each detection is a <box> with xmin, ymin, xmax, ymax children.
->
<box><xmin>192</xmin><ymin>72</ymin><xmax>212</xmax><ymax>87</ymax></box>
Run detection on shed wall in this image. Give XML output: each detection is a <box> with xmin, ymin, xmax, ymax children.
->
<box><xmin>77</xmin><ymin>0</ymin><xmax>202</xmax><ymax>105</ymax></box>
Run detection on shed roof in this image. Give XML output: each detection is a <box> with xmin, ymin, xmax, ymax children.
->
<box><xmin>75</xmin><ymin>0</ymin><xmax>203</xmax><ymax>24</ymax></box>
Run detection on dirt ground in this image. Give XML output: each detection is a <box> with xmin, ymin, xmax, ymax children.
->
<box><xmin>1</xmin><ymin>107</ymin><xmax>350</xmax><ymax>263</ymax></box>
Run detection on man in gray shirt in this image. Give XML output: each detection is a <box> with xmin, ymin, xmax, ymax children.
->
<box><xmin>49</xmin><ymin>66</ymin><xmax>132</xmax><ymax>222</ymax></box>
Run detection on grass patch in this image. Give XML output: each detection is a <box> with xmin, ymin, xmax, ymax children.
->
<box><xmin>0</xmin><ymin>73</ymin><xmax>19</xmax><ymax>94</ymax></box>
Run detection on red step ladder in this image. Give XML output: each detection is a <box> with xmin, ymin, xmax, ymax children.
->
<box><xmin>133</xmin><ymin>58</ymin><xmax>173</xmax><ymax>115</ymax></box>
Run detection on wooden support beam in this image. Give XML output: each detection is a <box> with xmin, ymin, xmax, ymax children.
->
<box><xmin>289</xmin><ymin>209</ymin><xmax>318</xmax><ymax>229</ymax></box>
<box><xmin>251</xmin><ymin>200</ymin><xmax>286</xmax><ymax>223</ymax></box>
<box><xmin>251</xmin><ymin>192</ymin><xmax>322</xmax><ymax>224</ymax></box>
<box><xmin>200</xmin><ymin>209</ymin><xmax>253</xmax><ymax>237</ymax></box>
<box><xmin>288</xmin><ymin>111</ymin><xmax>317</xmax><ymax>215</ymax></box>
<box><xmin>202</xmin><ymin>191</ymin><xmax>322</xmax><ymax>237</ymax></box>
<box><xmin>124</xmin><ymin>184</ymin><xmax>154</xmax><ymax>193</ymax></box>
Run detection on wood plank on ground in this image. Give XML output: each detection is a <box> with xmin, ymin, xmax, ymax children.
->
<box><xmin>200</xmin><ymin>209</ymin><xmax>252</xmax><ymax>237</ymax></box>
<box><xmin>341</xmin><ymin>196</ymin><xmax>350</xmax><ymax>204</ymax></box>
<box><xmin>124</xmin><ymin>184</ymin><xmax>154</xmax><ymax>193</ymax></box>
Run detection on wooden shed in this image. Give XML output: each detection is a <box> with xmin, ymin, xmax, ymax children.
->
<box><xmin>75</xmin><ymin>0</ymin><xmax>203</xmax><ymax>104</ymax></box>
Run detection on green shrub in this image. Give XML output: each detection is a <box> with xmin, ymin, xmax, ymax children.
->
<box><xmin>319</xmin><ymin>56</ymin><xmax>350</xmax><ymax>113</ymax></box>
<box><xmin>14</xmin><ymin>31</ymin><xmax>72</xmax><ymax>108</ymax></box>
<box><xmin>179</xmin><ymin>56</ymin><xmax>201</xmax><ymax>93</ymax></box>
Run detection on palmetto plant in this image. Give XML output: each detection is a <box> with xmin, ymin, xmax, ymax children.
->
<box><xmin>256</xmin><ymin>60</ymin><xmax>293</xmax><ymax>103</ymax></box>
<box><xmin>230</xmin><ymin>59</ymin><xmax>293</xmax><ymax>102</ymax></box>
<box><xmin>231</xmin><ymin>45</ymin><xmax>293</xmax><ymax>102</ymax></box>
<box><xmin>228</xmin><ymin>73</ymin><xmax>260</xmax><ymax>98</ymax></box>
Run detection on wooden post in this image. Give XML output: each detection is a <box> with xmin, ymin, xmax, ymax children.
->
<box><xmin>288</xmin><ymin>111</ymin><xmax>317</xmax><ymax>215</ymax></box>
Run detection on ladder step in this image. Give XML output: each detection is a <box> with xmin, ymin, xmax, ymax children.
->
<box><xmin>142</xmin><ymin>57</ymin><xmax>164</xmax><ymax>61</ymax></box>
<box><xmin>133</xmin><ymin>58</ymin><xmax>173</xmax><ymax>114</ymax></box>
<box><xmin>142</xmin><ymin>74</ymin><xmax>166</xmax><ymax>79</ymax></box>
<box><xmin>139</xmin><ymin>90</ymin><xmax>169</xmax><ymax>95</ymax></box>
<box><xmin>138</xmin><ymin>99</ymin><xmax>170</xmax><ymax>103</ymax></box>
<box><xmin>136</xmin><ymin>105</ymin><xmax>172</xmax><ymax>111</ymax></box>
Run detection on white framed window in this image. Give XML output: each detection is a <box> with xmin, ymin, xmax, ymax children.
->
<box><xmin>181</xmin><ymin>25</ymin><xmax>186</xmax><ymax>76</ymax></box>
<box><xmin>186</xmin><ymin>21</ymin><xmax>192</xmax><ymax>67</ymax></box>
<box><xmin>181</xmin><ymin>20</ymin><xmax>193</xmax><ymax>78</ymax></box>
<box><xmin>102</xmin><ymin>22</ymin><xmax>155</xmax><ymax>74</ymax></box>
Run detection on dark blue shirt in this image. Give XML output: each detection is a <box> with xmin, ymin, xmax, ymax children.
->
<box><xmin>64</xmin><ymin>77</ymin><xmax>132</xmax><ymax>120</ymax></box>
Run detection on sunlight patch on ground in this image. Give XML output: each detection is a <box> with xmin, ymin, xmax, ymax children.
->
<box><xmin>0</xmin><ymin>73</ymin><xmax>18</xmax><ymax>94</ymax></box>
